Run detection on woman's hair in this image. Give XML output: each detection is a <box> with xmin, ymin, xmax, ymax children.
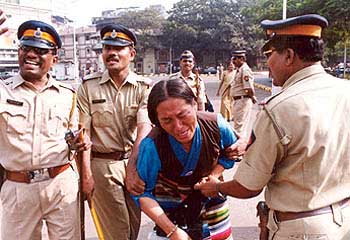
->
<box><xmin>148</xmin><ymin>79</ymin><xmax>196</xmax><ymax>127</ymax></box>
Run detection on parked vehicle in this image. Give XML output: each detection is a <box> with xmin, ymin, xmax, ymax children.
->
<box><xmin>203</xmin><ymin>66</ymin><xmax>217</xmax><ymax>75</ymax></box>
<box><xmin>0</xmin><ymin>72</ymin><xmax>14</xmax><ymax>80</ymax></box>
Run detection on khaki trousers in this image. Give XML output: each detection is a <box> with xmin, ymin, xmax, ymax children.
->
<box><xmin>232</xmin><ymin>98</ymin><xmax>252</xmax><ymax>137</ymax></box>
<box><xmin>267</xmin><ymin>205</ymin><xmax>350</xmax><ymax>240</ymax></box>
<box><xmin>91</xmin><ymin>158</ymin><xmax>141</xmax><ymax>240</ymax></box>
<box><xmin>0</xmin><ymin>167</ymin><xmax>79</xmax><ymax>240</ymax></box>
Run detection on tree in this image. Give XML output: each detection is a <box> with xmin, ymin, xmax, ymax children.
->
<box><xmin>161</xmin><ymin>0</ymin><xmax>249</xmax><ymax>66</ymax></box>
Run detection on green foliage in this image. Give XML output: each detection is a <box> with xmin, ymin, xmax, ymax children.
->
<box><xmin>161</xmin><ymin>0</ymin><xmax>247</xmax><ymax>61</ymax></box>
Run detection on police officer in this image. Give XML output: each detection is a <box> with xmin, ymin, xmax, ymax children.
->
<box><xmin>0</xmin><ymin>20</ymin><xmax>90</xmax><ymax>239</ymax></box>
<box><xmin>230</xmin><ymin>50</ymin><xmax>257</xmax><ymax>137</ymax></box>
<box><xmin>169</xmin><ymin>50</ymin><xmax>207</xmax><ymax>111</ymax></box>
<box><xmin>195</xmin><ymin>14</ymin><xmax>350</xmax><ymax>239</ymax></box>
<box><xmin>77</xmin><ymin>24</ymin><xmax>152</xmax><ymax>240</ymax></box>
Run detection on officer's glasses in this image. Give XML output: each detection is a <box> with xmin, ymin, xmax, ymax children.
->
<box><xmin>19</xmin><ymin>45</ymin><xmax>52</xmax><ymax>55</ymax></box>
<box><xmin>263</xmin><ymin>48</ymin><xmax>276</xmax><ymax>59</ymax></box>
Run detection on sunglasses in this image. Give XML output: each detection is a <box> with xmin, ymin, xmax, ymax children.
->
<box><xmin>19</xmin><ymin>45</ymin><xmax>52</xmax><ymax>55</ymax></box>
<box><xmin>263</xmin><ymin>49</ymin><xmax>276</xmax><ymax>59</ymax></box>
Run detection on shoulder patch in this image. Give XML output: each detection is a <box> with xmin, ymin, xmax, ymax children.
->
<box><xmin>83</xmin><ymin>72</ymin><xmax>103</xmax><ymax>81</ymax></box>
<box><xmin>244</xmin><ymin>75</ymin><xmax>250</xmax><ymax>81</ymax></box>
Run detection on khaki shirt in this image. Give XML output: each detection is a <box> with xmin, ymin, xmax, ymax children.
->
<box><xmin>219</xmin><ymin>70</ymin><xmax>236</xmax><ymax>96</ymax></box>
<box><xmin>169</xmin><ymin>71</ymin><xmax>207</xmax><ymax>105</ymax></box>
<box><xmin>231</xmin><ymin>62</ymin><xmax>254</xmax><ymax>97</ymax></box>
<box><xmin>77</xmin><ymin>70</ymin><xmax>151</xmax><ymax>153</ymax></box>
<box><xmin>234</xmin><ymin>65</ymin><xmax>350</xmax><ymax>212</ymax></box>
<box><xmin>0</xmin><ymin>74</ymin><xmax>77</xmax><ymax>171</ymax></box>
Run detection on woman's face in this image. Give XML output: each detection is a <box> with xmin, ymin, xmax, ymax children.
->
<box><xmin>156</xmin><ymin>97</ymin><xmax>197</xmax><ymax>147</ymax></box>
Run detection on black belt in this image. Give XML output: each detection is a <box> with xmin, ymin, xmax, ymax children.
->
<box><xmin>233</xmin><ymin>95</ymin><xmax>250</xmax><ymax>100</ymax></box>
<box><xmin>92</xmin><ymin>151</ymin><xmax>130</xmax><ymax>160</ymax></box>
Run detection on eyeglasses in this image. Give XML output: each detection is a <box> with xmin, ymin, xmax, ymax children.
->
<box><xmin>19</xmin><ymin>45</ymin><xmax>52</xmax><ymax>55</ymax></box>
<box><xmin>263</xmin><ymin>49</ymin><xmax>276</xmax><ymax>59</ymax></box>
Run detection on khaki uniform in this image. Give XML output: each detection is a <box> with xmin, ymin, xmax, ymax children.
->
<box><xmin>0</xmin><ymin>75</ymin><xmax>79</xmax><ymax>239</ymax></box>
<box><xmin>219</xmin><ymin>69</ymin><xmax>236</xmax><ymax>121</ymax></box>
<box><xmin>169</xmin><ymin>71</ymin><xmax>207</xmax><ymax>108</ymax></box>
<box><xmin>231</xmin><ymin>62</ymin><xmax>254</xmax><ymax>137</ymax></box>
<box><xmin>234</xmin><ymin>65</ymin><xmax>350</xmax><ymax>239</ymax></box>
<box><xmin>77</xmin><ymin>70</ymin><xmax>151</xmax><ymax>240</ymax></box>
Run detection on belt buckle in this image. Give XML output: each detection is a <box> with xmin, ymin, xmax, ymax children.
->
<box><xmin>28</xmin><ymin>169</ymin><xmax>50</xmax><ymax>183</ymax></box>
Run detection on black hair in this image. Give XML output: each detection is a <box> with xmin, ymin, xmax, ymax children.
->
<box><xmin>147</xmin><ymin>79</ymin><xmax>196</xmax><ymax>127</ymax></box>
<box><xmin>265</xmin><ymin>35</ymin><xmax>324</xmax><ymax>62</ymax></box>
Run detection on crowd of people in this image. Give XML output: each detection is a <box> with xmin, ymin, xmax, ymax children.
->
<box><xmin>1</xmin><ymin>8</ymin><xmax>350</xmax><ymax>240</ymax></box>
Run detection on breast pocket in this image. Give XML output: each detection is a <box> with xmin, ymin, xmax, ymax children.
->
<box><xmin>0</xmin><ymin>104</ymin><xmax>28</xmax><ymax>135</ymax></box>
<box><xmin>124</xmin><ymin>106</ymin><xmax>138</xmax><ymax>131</ymax></box>
<box><xmin>48</xmin><ymin>105</ymin><xmax>70</xmax><ymax>137</ymax></box>
<box><xmin>91</xmin><ymin>103</ymin><xmax>114</xmax><ymax>128</ymax></box>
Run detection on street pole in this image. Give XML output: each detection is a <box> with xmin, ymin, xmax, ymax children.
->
<box><xmin>344</xmin><ymin>39</ymin><xmax>348</xmax><ymax>79</ymax></box>
<box><xmin>73</xmin><ymin>24</ymin><xmax>79</xmax><ymax>83</ymax></box>
<box><xmin>169</xmin><ymin>44</ymin><xmax>172</xmax><ymax>74</ymax></box>
<box><xmin>271</xmin><ymin>0</ymin><xmax>287</xmax><ymax>95</ymax></box>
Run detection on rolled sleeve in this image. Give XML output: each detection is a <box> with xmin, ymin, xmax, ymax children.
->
<box><xmin>233</xmin><ymin>110</ymin><xmax>283</xmax><ymax>191</ymax></box>
<box><xmin>77</xmin><ymin>84</ymin><xmax>92</xmax><ymax>133</ymax></box>
<box><xmin>137</xmin><ymin>86</ymin><xmax>151</xmax><ymax>124</ymax></box>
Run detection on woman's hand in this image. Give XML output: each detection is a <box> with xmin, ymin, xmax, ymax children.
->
<box><xmin>170</xmin><ymin>227</ymin><xmax>192</xmax><ymax>240</ymax></box>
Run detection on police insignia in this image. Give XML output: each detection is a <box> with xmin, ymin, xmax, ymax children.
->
<box><xmin>246</xmin><ymin>131</ymin><xmax>256</xmax><ymax>150</ymax></box>
<box><xmin>34</xmin><ymin>28</ymin><xmax>42</xmax><ymax>38</ymax></box>
<box><xmin>244</xmin><ymin>76</ymin><xmax>250</xmax><ymax>81</ymax></box>
<box><xmin>111</xmin><ymin>29</ymin><xmax>117</xmax><ymax>38</ymax></box>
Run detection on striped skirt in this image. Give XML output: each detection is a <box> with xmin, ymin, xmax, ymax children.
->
<box><xmin>202</xmin><ymin>198</ymin><xmax>233</xmax><ymax>240</ymax></box>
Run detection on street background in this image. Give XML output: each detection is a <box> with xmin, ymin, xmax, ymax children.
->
<box><xmin>0</xmin><ymin>71</ymin><xmax>272</xmax><ymax>240</ymax></box>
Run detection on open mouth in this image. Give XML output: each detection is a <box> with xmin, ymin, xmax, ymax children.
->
<box><xmin>24</xmin><ymin>59</ymin><xmax>40</xmax><ymax>67</ymax></box>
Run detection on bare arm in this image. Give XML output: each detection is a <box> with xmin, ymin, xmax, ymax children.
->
<box><xmin>194</xmin><ymin>175</ymin><xmax>262</xmax><ymax>199</ymax></box>
<box><xmin>140</xmin><ymin>197</ymin><xmax>191</xmax><ymax>240</ymax></box>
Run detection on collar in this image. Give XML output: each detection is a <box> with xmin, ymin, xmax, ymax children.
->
<box><xmin>180</xmin><ymin>71</ymin><xmax>196</xmax><ymax>80</ymax></box>
<box><xmin>10</xmin><ymin>73</ymin><xmax>60</xmax><ymax>92</ymax></box>
<box><xmin>282</xmin><ymin>64</ymin><xmax>325</xmax><ymax>90</ymax></box>
<box><xmin>99</xmin><ymin>69</ymin><xmax>138</xmax><ymax>86</ymax></box>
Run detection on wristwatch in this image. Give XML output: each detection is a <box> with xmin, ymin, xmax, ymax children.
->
<box><xmin>216</xmin><ymin>182</ymin><xmax>226</xmax><ymax>200</ymax></box>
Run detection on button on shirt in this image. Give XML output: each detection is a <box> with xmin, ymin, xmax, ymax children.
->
<box><xmin>231</xmin><ymin>62</ymin><xmax>254</xmax><ymax>97</ymax></box>
<box><xmin>0</xmin><ymin>75</ymin><xmax>77</xmax><ymax>171</ymax></box>
<box><xmin>77</xmin><ymin>70</ymin><xmax>151</xmax><ymax>153</ymax></box>
<box><xmin>234</xmin><ymin>65</ymin><xmax>350</xmax><ymax>212</ymax></box>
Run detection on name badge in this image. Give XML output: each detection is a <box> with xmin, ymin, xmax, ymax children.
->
<box><xmin>6</xmin><ymin>99</ymin><xmax>24</xmax><ymax>106</ymax></box>
<box><xmin>92</xmin><ymin>99</ymin><xmax>106</xmax><ymax>104</ymax></box>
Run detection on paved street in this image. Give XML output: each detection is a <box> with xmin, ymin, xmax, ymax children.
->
<box><xmin>0</xmin><ymin>71</ymin><xmax>272</xmax><ymax>240</ymax></box>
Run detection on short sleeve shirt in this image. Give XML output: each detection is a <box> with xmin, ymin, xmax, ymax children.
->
<box><xmin>231</xmin><ymin>62</ymin><xmax>254</xmax><ymax>97</ymax></box>
<box><xmin>169</xmin><ymin>71</ymin><xmax>207</xmax><ymax>105</ymax></box>
<box><xmin>0</xmin><ymin>74</ymin><xmax>77</xmax><ymax>171</ymax></box>
<box><xmin>77</xmin><ymin>70</ymin><xmax>151</xmax><ymax>153</ymax></box>
<box><xmin>234</xmin><ymin>65</ymin><xmax>350</xmax><ymax>212</ymax></box>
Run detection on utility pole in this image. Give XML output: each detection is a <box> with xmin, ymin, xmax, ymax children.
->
<box><xmin>271</xmin><ymin>0</ymin><xmax>287</xmax><ymax>96</ymax></box>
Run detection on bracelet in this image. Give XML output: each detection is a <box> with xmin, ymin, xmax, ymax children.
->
<box><xmin>216</xmin><ymin>182</ymin><xmax>226</xmax><ymax>200</ymax></box>
<box><xmin>166</xmin><ymin>224</ymin><xmax>178</xmax><ymax>238</ymax></box>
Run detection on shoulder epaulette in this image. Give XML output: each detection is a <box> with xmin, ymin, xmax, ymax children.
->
<box><xmin>137</xmin><ymin>76</ymin><xmax>153</xmax><ymax>86</ymax></box>
<box><xmin>58</xmin><ymin>82</ymin><xmax>76</xmax><ymax>93</ymax></box>
<box><xmin>2</xmin><ymin>77</ymin><xmax>14</xmax><ymax>86</ymax></box>
<box><xmin>83</xmin><ymin>72</ymin><xmax>103</xmax><ymax>81</ymax></box>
